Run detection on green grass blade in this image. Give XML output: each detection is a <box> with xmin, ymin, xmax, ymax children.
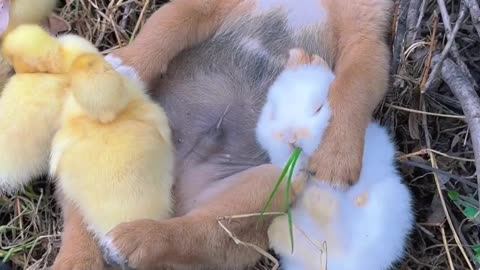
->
<box><xmin>2</xmin><ymin>241</ymin><xmax>36</xmax><ymax>263</ymax></box>
<box><xmin>286</xmin><ymin>148</ymin><xmax>302</xmax><ymax>253</ymax></box>
<box><xmin>260</xmin><ymin>151</ymin><xmax>297</xmax><ymax>220</ymax></box>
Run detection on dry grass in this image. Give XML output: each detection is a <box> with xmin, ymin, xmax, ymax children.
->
<box><xmin>1</xmin><ymin>0</ymin><xmax>480</xmax><ymax>269</ymax></box>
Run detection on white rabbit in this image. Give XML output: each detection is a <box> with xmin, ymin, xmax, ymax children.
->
<box><xmin>255</xmin><ymin>48</ymin><xmax>334</xmax><ymax>176</ymax></box>
<box><xmin>256</xmin><ymin>48</ymin><xmax>414</xmax><ymax>270</ymax></box>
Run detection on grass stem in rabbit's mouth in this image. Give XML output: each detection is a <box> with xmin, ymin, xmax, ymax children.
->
<box><xmin>260</xmin><ymin>147</ymin><xmax>302</xmax><ymax>253</ymax></box>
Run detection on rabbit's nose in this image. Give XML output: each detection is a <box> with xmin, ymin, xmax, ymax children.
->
<box><xmin>288</xmin><ymin>136</ymin><xmax>297</xmax><ymax>150</ymax></box>
<box><xmin>288</xmin><ymin>142</ymin><xmax>296</xmax><ymax>151</ymax></box>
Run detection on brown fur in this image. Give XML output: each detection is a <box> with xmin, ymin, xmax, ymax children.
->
<box><xmin>53</xmin><ymin>0</ymin><xmax>393</xmax><ymax>269</ymax></box>
<box><xmin>308</xmin><ymin>0</ymin><xmax>393</xmax><ymax>189</ymax></box>
<box><xmin>110</xmin><ymin>0</ymin><xmax>253</xmax><ymax>87</ymax></box>
<box><xmin>52</xmin><ymin>195</ymin><xmax>106</xmax><ymax>270</ymax></box>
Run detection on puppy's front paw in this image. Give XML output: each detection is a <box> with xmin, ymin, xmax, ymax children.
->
<box><xmin>103</xmin><ymin>219</ymin><xmax>168</xmax><ymax>269</ymax></box>
<box><xmin>308</xmin><ymin>126</ymin><xmax>363</xmax><ymax>189</ymax></box>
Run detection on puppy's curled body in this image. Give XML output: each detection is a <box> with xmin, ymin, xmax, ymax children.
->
<box><xmin>116</xmin><ymin>6</ymin><xmax>389</xmax><ymax>270</ymax></box>
<box><xmin>57</xmin><ymin>0</ymin><xmax>395</xmax><ymax>269</ymax></box>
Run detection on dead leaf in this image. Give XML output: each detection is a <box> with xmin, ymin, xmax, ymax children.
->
<box><xmin>451</xmin><ymin>134</ymin><xmax>461</xmax><ymax>150</ymax></box>
<box><xmin>427</xmin><ymin>193</ymin><xmax>446</xmax><ymax>226</ymax></box>
<box><xmin>410</xmin><ymin>155</ymin><xmax>427</xmax><ymax>164</ymax></box>
<box><xmin>408</xmin><ymin>113</ymin><xmax>421</xmax><ymax>140</ymax></box>
<box><xmin>46</xmin><ymin>13</ymin><xmax>71</xmax><ymax>36</ymax></box>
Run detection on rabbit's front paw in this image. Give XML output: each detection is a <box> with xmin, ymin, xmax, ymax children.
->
<box><xmin>303</xmin><ymin>187</ymin><xmax>338</xmax><ymax>226</ymax></box>
<box><xmin>291</xmin><ymin>170</ymin><xmax>309</xmax><ymax>200</ymax></box>
<box><xmin>267</xmin><ymin>215</ymin><xmax>292</xmax><ymax>252</ymax></box>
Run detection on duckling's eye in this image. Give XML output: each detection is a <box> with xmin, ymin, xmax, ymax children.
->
<box><xmin>315</xmin><ymin>105</ymin><xmax>323</xmax><ymax>114</ymax></box>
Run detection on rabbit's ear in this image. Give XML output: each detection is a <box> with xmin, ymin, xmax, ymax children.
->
<box><xmin>286</xmin><ymin>48</ymin><xmax>311</xmax><ymax>69</ymax></box>
<box><xmin>0</xmin><ymin>0</ymin><xmax>11</xmax><ymax>36</ymax></box>
<box><xmin>311</xmin><ymin>55</ymin><xmax>329</xmax><ymax>68</ymax></box>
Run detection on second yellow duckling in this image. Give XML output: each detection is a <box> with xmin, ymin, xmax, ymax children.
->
<box><xmin>50</xmin><ymin>53</ymin><xmax>174</xmax><ymax>240</ymax></box>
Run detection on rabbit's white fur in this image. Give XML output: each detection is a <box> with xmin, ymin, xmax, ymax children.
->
<box><xmin>268</xmin><ymin>123</ymin><xmax>413</xmax><ymax>270</ymax></box>
<box><xmin>257</xmin><ymin>62</ymin><xmax>414</xmax><ymax>270</ymax></box>
<box><xmin>256</xmin><ymin>64</ymin><xmax>335</xmax><ymax>175</ymax></box>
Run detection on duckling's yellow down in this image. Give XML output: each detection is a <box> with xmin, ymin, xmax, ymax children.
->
<box><xmin>0</xmin><ymin>25</ymin><xmax>99</xmax><ymax>193</ymax></box>
<box><xmin>2</xmin><ymin>0</ymin><xmax>57</xmax><ymax>35</ymax></box>
<box><xmin>2</xmin><ymin>24</ymin><xmax>99</xmax><ymax>74</ymax></box>
<box><xmin>0</xmin><ymin>0</ymin><xmax>58</xmax><ymax>93</ymax></box>
<box><xmin>50</xmin><ymin>54</ymin><xmax>174</xmax><ymax>237</ymax></box>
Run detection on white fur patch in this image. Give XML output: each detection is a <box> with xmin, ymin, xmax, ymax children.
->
<box><xmin>239</xmin><ymin>37</ymin><xmax>270</xmax><ymax>57</ymax></box>
<box><xmin>256</xmin><ymin>0</ymin><xmax>328</xmax><ymax>29</ymax></box>
<box><xmin>101</xmin><ymin>236</ymin><xmax>127</xmax><ymax>267</ymax></box>
<box><xmin>105</xmin><ymin>54</ymin><xmax>144</xmax><ymax>88</ymax></box>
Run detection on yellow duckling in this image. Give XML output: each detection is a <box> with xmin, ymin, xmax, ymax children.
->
<box><xmin>50</xmin><ymin>53</ymin><xmax>174</xmax><ymax>240</ymax></box>
<box><xmin>0</xmin><ymin>0</ymin><xmax>58</xmax><ymax>90</ymax></box>
<box><xmin>0</xmin><ymin>25</ymin><xmax>98</xmax><ymax>193</ymax></box>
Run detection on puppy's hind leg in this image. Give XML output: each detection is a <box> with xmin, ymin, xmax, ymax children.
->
<box><xmin>108</xmin><ymin>0</ymin><xmax>252</xmax><ymax>86</ymax></box>
<box><xmin>51</xmin><ymin>196</ymin><xmax>105</xmax><ymax>270</ymax></box>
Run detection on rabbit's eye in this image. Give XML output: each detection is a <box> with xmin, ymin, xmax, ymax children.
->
<box><xmin>315</xmin><ymin>105</ymin><xmax>323</xmax><ymax>114</ymax></box>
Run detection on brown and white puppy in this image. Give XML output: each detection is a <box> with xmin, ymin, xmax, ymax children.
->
<box><xmin>52</xmin><ymin>0</ymin><xmax>393</xmax><ymax>269</ymax></box>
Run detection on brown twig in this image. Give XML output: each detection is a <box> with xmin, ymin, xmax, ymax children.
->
<box><xmin>419</xmin><ymin>11</ymin><xmax>439</xmax><ymax>90</ymax></box>
<box><xmin>412</xmin><ymin>0</ymin><xmax>427</xmax><ymax>43</ymax></box>
<box><xmin>391</xmin><ymin>0</ymin><xmax>409</xmax><ymax>75</ymax></box>
<box><xmin>130</xmin><ymin>0</ymin><xmax>151</xmax><ymax>42</ymax></box>
<box><xmin>400</xmin><ymin>159</ymin><xmax>476</xmax><ymax>188</ymax></box>
<box><xmin>386</xmin><ymin>103</ymin><xmax>466</xmax><ymax>120</ymax></box>
<box><xmin>423</xmin><ymin>3</ymin><xmax>467</xmax><ymax>92</ymax></box>
<box><xmin>218</xmin><ymin>220</ymin><xmax>280</xmax><ymax>270</ymax></box>
<box><xmin>405</xmin><ymin>0</ymin><xmax>423</xmax><ymax>46</ymax></box>
<box><xmin>441</xmin><ymin>225</ymin><xmax>455</xmax><ymax>270</ymax></box>
<box><xmin>420</xmin><ymin>97</ymin><xmax>474</xmax><ymax>269</ymax></box>
<box><xmin>217</xmin><ymin>212</ymin><xmax>285</xmax><ymax>221</ymax></box>
<box><xmin>293</xmin><ymin>224</ymin><xmax>327</xmax><ymax>270</ymax></box>
<box><xmin>436</xmin><ymin>56</ymin><xmax>480</xmax><ymax>211</ymax></box>
<box><xmin>437</xmin><ymin>0</ymin><xmax>453</xmax><ymax>32</ymax></box>
<box><xmin>435</xmin><ymin>0</ymin><xmax>478</xmax><ymax>88</ymax></box>
<box><xmin>447</xmin><ymin>204</ymin><xmax>480</xmax><ymax>269</ymax></box>
<box><xmin>464</xmin><ymin>0</ymin><xmax>480</xmax><ymax>37</ymax></box>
